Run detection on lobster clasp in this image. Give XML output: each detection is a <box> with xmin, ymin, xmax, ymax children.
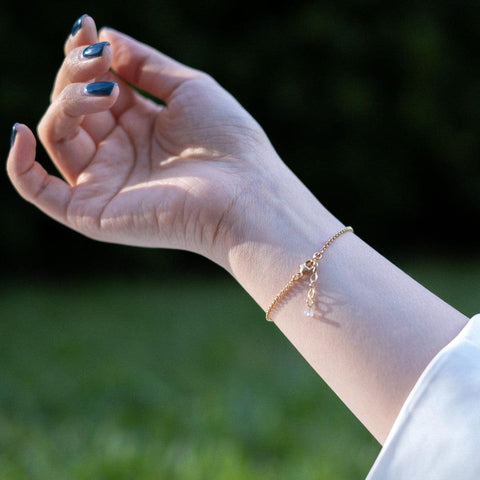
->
<box><xmin>299</xmin><ymin>260</ymin><xmax>315</xmax><ymax>275</ymax></box>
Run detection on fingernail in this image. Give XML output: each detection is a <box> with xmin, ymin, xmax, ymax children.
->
<box><xmin>82</xmin><ymin>41</ymin><xmax>110</xmax><ymax>59</ymax></box>
<box><xmin>71</xmin><ymin>14</ymin><xmax>87</xmax><ymax>36</ymax></box>
<box><xmin>10</xmin><ymin>123</ymin><xmax>18</xmax><ymax>148</ymax></box>
<box><xmin>84</xmin><ymin>81</ymin><xmax>117</xmax><ymax>96</ymax></box>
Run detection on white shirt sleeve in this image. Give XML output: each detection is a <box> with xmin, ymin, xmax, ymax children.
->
<box><xmin>366</xmin><ymin>314</ymin><xmax>480</xmax><ymax>479</ymax></box>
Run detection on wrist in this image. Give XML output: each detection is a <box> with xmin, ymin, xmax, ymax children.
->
<box><xmin>218</xmin><ymin>156</ymin><xmax>345</xmax><ymax>311</ymax></box>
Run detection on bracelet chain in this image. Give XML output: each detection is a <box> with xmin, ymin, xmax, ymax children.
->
<box><xmin>265</xmin><ymin>226</ymin><xmax>353</xmax><ymax>321</ymax></box>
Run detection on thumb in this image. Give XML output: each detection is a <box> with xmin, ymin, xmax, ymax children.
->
<box><xmin>7</xmin><ymin>123</ymin><xmax>72</xmax><ymax>227</ymax></box>
<box><xmin>99</xmin><ymin>27</ymin><xmax>202</xmax><ymax>102</ymax></box>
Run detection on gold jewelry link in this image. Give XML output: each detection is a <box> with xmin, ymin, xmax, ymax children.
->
<box><xmin>266</xmin><ymin>226</ymin><xmax>353</xmax><ymax>322</ymax></box>
<box><xmin>306</xmin><ymin>263</ymin><xmax>318</xmax><ymax>308</ymax></box>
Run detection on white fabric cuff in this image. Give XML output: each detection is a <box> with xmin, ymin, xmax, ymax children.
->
<box><xmin>367</xmin><ymin>314</ymin><xmax>480</xmax><ymax>479</ymax></box>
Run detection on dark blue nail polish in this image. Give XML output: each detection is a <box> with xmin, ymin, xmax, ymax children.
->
<box><xmin>10</xmin><ymin>123</ymin><xmax>18</xmax><ymax>148</ymax></box>
<box><xmin>71</xmin><ymin>14</ymin><xmax>87</xmax><ymax>36</ymax></box>
<box><xmin>82</xmin><ymin>41</ymin><xmax>110</xmax><ymax>59</ymax></box>
<box><xmin>85</xmin><ymin>82</ymin><xmax>117</xmax><ymax>96</ymax></box>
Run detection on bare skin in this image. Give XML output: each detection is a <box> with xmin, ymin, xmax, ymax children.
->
<box><xmin>7</xmin><ymin>15</ymin><xmax>468</xmax><ymax>443</ymax></box>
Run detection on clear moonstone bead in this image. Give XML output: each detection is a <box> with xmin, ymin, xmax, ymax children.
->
<box><xmin>304</xmin><ymin>309</ymin><xmax>314</xmax><ymax>317</ymax></box>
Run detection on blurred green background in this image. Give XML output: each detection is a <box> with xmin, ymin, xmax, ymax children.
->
<box><xmin>1</xmin><ymin>0</ymin><xmax>480</xmax><ymax>478</ymax></box>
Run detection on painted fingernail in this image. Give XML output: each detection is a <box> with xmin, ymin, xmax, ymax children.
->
<box><xmin>82</xmin><ymin>41</ymin><xmax>110</xmax><ymax>59</ymax></box>
<box><xmin>84</xmin><ymin>81</ymin><xmax>117</xmax><ymax>96</ymax></box>
<box><xmin>71</xmin><ymin>14</ymin><xmax>87</xmax><ymax>36</ymax></box>
<box><xmin>10</xmin><ymin>123</ymin><xmax>18</xmax><ymax>148</ymax></box>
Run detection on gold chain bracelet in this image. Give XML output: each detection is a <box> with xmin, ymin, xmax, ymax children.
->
<box><xmin>266</xmin><ymin>226</ymin><xmax>353</xmax><ymax>322</ymax></box>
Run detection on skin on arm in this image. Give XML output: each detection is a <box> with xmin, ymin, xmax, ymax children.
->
<box><xmin>6</xmin><ymin>15</ymin><xmax>468</xmax><ymax>444</ymax></box>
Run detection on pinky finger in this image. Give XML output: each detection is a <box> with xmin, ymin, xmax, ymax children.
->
<box><xmin>7</xmin><ymin>123</ymin><xmax>72</xmax><ymax>227</ymax></box>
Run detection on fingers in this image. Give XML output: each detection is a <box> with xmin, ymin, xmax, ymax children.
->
<box><xmin>99</xmin><ymin>27</ymin><xmax>203</xmax><ymax>102</ymax></box>
<box><xmin>7</xmin><ymin>124</ymin><xmax>72</xmax><ymax>227</ymax></box>
<box><xmin>53</xmin><ymin>14</ymin><xmax>111</xmax><ymax>102</ymax></box>
<box><xmin>51</xmin><ymin>41</ymin><xmax>113</xmax><ymax>101</ymax></box>
<box><xmin>38</xmin><ymin>81</ymin><xmax>119</xmax><ymax>184</ymax></box>
<box><xmin>39</xmin><ymin>15</ymin><xmax>125</xmax><ymax>185</ymax></box>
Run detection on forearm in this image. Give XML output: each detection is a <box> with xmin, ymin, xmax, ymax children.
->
<box><xmin>224</xmin><ymin>155</ymin><xmax>468</xmax><ymax>443</ymax></box>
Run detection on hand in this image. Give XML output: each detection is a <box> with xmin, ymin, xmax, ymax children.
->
<box><xmin>7</xmin><ymin>15</ymin><xmax>283</xmax><ymax>266</ymax></box>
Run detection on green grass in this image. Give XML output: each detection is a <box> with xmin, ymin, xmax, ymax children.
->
<box><xmin>1</xmin><ymin>258</ymin><xmax>478</xmax><ymax>479</ymax></box>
